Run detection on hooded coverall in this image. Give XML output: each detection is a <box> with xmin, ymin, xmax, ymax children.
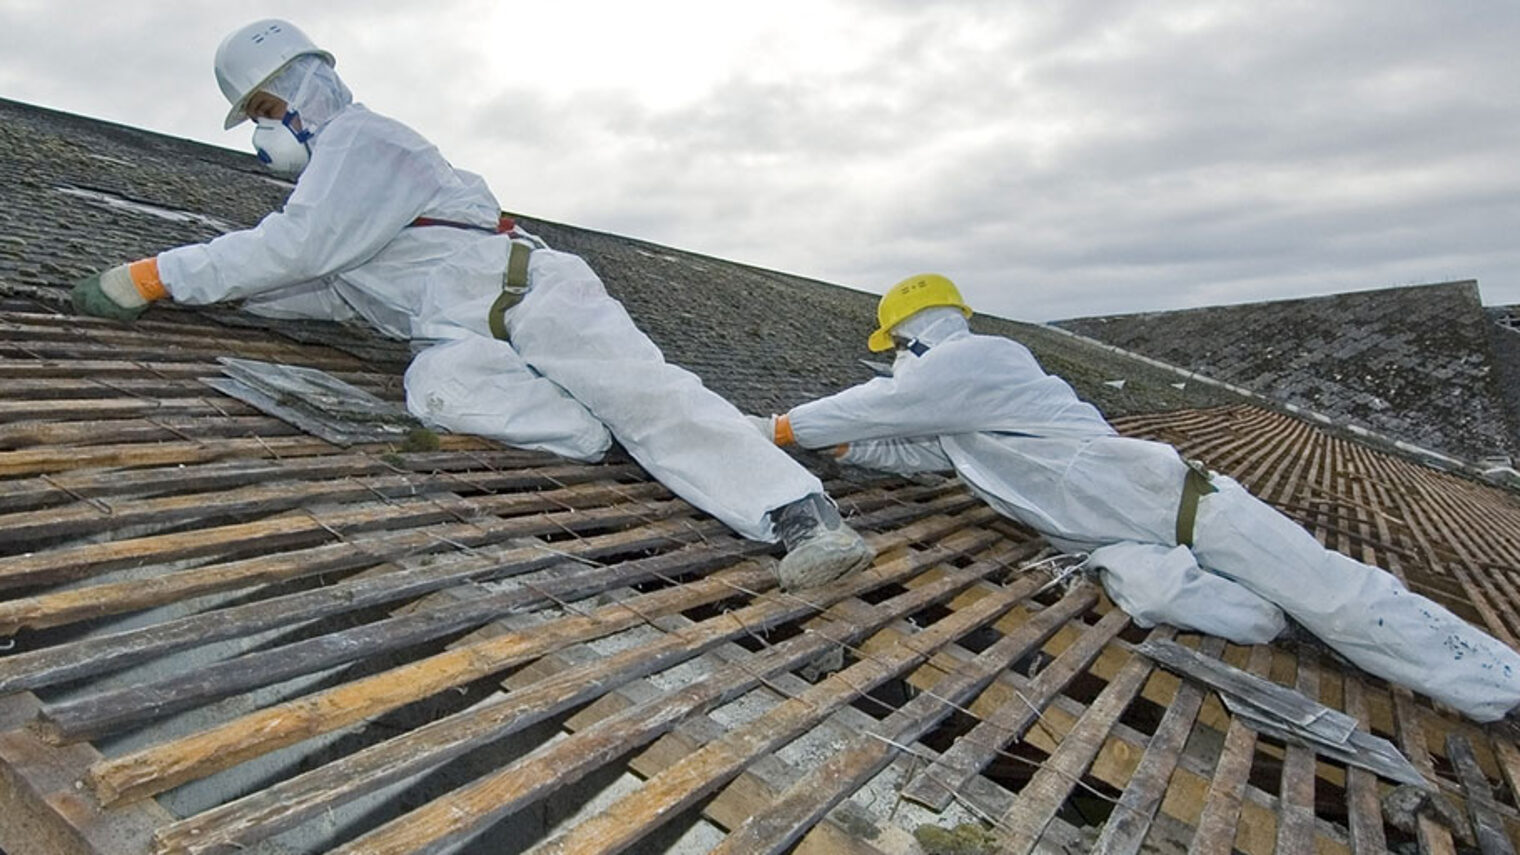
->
<box><xmin>154</xmin><ymin>87</ymin><xmax>820</xmax><ymax>542</ymax></box>
<box><xmin>780</xmin><ymin>308</ymin><xmax>1520</xmax><ymax>721</ymax></box>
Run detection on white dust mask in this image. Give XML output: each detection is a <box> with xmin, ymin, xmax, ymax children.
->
<box><xmin>251</xmin><ymin>114</ymin><xmax>311</xmax><ymax>178</ymax></box>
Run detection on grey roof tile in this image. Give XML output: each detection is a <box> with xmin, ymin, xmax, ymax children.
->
<box><xmin>1057</xmin><ymin>282</ymin><xmax>1520</xmax><ymax>462</ymax></box>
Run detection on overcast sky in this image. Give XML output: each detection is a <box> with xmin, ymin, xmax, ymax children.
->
<box><xmin>5</xmin><ymin>1</ymin><xmax>1519</xmax><ymax>321</ymax></box>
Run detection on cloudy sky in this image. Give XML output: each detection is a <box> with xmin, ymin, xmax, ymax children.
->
<box><xmin>4</xmin><ymin>1</ymin><xmax>1519</xmax><ymax>321</ymax></box>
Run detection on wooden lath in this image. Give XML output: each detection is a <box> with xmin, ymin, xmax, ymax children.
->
<box><xmin>4</xmin><ymin>306</ymin><xmax>1520</xmax><ymax>853</ymax></box>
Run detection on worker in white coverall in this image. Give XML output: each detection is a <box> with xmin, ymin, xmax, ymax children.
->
<box><xmin>751</xmin><ymin>273</ymin><xmax>1520</xmax><ymax>722</ymax></box>
<box><xmin>69</xmin><ymin>19</ymin><xmax>873</xmax><ymax>589</ymax></box>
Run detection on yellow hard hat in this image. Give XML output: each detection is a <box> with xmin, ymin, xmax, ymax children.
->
<box><xmin>867</xmin><ymin>273</ymin><xmax>973</xmax><ymax>352</ymax></box>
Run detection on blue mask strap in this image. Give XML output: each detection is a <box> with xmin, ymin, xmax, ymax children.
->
<box><xmin>282</xmin><ymin>110</ymin><xmax>313</xmax><ymax>144</ymax></box>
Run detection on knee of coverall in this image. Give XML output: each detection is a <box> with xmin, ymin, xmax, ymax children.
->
<box><xmin>1090</xmin><ymin>541</ymin><xmax>1286</xmax><ymax>645</ymax></box>
<box><xmin>403</xmin><ymin>336</ymin><xmax>612</xmax><ymax>462</ymax></box>
<box><xmin>1190</xmin><ymin>475</ymin><xmax>1377</xmax><ymax>622</ymax></box>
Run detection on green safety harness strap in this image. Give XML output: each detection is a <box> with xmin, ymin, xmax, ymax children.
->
<box><xmin>1175</xmin><ymin>458</ymin><xmax>1217</xmax><ymax>547</ymax></box>
<box><xmin>487</xmin><ymin>241</ymin><xmax>533</xmax><ymax>340</ymax></box>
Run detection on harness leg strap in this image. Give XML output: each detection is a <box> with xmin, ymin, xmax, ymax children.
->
<box><xmin>488</xmin><ymin>241</ymin><xmax>533</xmax><ymax>340</ymax></box>
<box><xmin>1175</xmin><ymin>458</ymin><xmax>1217</xmax><ymax>547</ymax></box>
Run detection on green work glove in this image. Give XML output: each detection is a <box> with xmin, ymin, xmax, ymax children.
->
<box><xmin>71</xmin><ymin>264</ymin><xmax>149</xmax><ymax>322</ymax></box>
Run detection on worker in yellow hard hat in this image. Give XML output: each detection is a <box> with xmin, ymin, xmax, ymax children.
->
<box><xmin>751</xmin><ymin>273</ymin><xmax>1520</xmax><ymax>723</ymax></box>
<box><xmin>865</xmin><ymin>273</ymin><xmax>972</xmax><ymax>353</ymax></box>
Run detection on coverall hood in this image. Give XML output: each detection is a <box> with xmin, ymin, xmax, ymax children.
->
<box><xmin>261</xmin><ymin>55</ymin><xmax>352</xmax><ymax>140</ymax></box>
<box><xmin>889</xmin><ymin>306</ymin><xmax>969</xmax><ymax>349</ymax></box>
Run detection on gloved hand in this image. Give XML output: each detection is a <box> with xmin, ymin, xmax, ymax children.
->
<box><xmin>71</xmin><ymin>260</ymin><xmax>163</xmax><ymax>322</ymax></box>
<box><xmin>745</xmin><ymin>414</ymin><xmax>778</xmax><ymax>443</ymax></box>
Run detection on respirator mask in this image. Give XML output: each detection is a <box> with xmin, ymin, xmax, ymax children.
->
<box><xmin>252</xmin><ymin>113</ymin><xmax>312</xmax><ymax>178</ymax></box>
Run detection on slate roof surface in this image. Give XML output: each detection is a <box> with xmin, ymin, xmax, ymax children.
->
<box><xmin>1057</xmin><ymin>283</ymin><xmax>1520</xmax><ymax>464</ymax></box>
<box><xmin>0</xmin><ymin>96</ymin><xmax>1246</xmax><ymax>426</ymax></box>
<box><xmin>5</xmin><ymin>95</ymin><xmax>1520</xmax><ymax>854</ymax></box>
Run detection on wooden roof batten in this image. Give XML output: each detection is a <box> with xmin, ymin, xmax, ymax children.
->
<box><xmin>3</xmin><ymin>304</ymin><xmax>1520</xmax><ymax>854</ymax></box>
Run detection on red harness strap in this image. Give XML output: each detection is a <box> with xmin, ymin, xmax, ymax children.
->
<box><xmin>409</xmin><ymin>214</ymin><xmax>517</xmax><ymax>234</ymax></box>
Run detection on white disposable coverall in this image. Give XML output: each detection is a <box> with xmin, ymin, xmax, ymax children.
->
<box><xmin>785</xmin><ymin>308</ymin><xmax>1520</xmax><ymax>721</ymax></box>
<box><xmin>156</xmin><ymin>77</ymin><xmax>820</xmax><ymax>541</ymax></box>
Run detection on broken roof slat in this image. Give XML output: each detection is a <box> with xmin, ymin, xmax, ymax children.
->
<box><xmin>1275</xmin><ymin>649</ymin><xmax>1323</xmax><ymax>852</ymax></box>
<box><xmin>1090</xmin><ymin>635</ymin><xmax>1227</xmax><ymax>855</ymax></box>
<box><xmin>1137</xmin><ymin>639</ymin><xmax>1358</xmax><ymax>742</ymax></box>
<box><xmin>709</xmin><ymin>584</ymin><xmax>1102</xmax><ymax>855</ymax></box>
<box><xmin>1189</xmin><ymin>644</ymin><xmax>1276</xmax><ymax>855</ymax></box>
<box><xmin>901</xmin><ymin>605</ymin><xmax>1131</xmax><ymax>810</ymax></box>
<box><xmin>995</xmin><ymin>626</ymin><xmax>1174</xmax><ymax>852</ymax></box>
<box><xmin>39</xmin><ymin>538</ymin><xmax>773</xmax><ymax>744</ymax></box>
<box><xmin>336</xmin><ymin>538</ymin><xmax>1051</xmax><ymax>855</ymax></box>
<box><xmin>1446</xmin><ymin>732</ymin><xmax>1515</xmax><ymax>855</ymax></box>
<box><xmin>93</xmin><ymin>511</ymin><xmax>1003</xmax><ymax>809</ymax></box>
<box><xmin>1343</xmin><ymin>674</ymin><xmax>1392</xmax><ymax>851</ymax></box>
<box><xmin>1392</xmin><ymin>689</ymin><xmax>1461</xmax><ymax>853</ymax></box>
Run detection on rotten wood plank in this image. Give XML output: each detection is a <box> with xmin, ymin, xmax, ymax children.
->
<box><xmin>38</xmin><ymin>538</ymin><xmax>772</xmax><ymax>743</ymax></box>
<box><xmin>1275</xmin><ymin>648</ymin><xmax>1321</xmax><ymax>853</ymax></box>
<box><xmin>331</xmin><ymin>542</ymin><xmax>1060</xmax><ymax>855</ymax></box>
<box><xmin>901</xmin><ymin>605</ymin><xmax>1133</xmax><ymax>809</ymax></box>
<box><xmin>1447</xmin><ymin>732</ymin><xmax>1515</xmax><ymax>855</ymax></box>
<box><xmin>1189</xmin><ymin>644</ymin><xmax>1275</xmax><ymax>855</ymax></box>
<box><xmin>1342</xmin><ymin>675</ymin><xmax>1389</xmax><ymax>853</ymax></box>
<box><xmin>99</xmin><ymin>510</ymin><xmax>1002</xmax><ymax>810</ymax></box>
<box><xmin>1091</xmin><ymin>636</ymin><xmax>1226</xmax><ymax>855</ymax></box>
<box><xmin>995</xmin><ymin>626</ymin><xmax>1176</xmax><ymax>853</ymax></box>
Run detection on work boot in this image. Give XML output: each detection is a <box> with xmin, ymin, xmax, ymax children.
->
<box><xmin>773</xmin><ymin>493</ymin><xmax>874</xmax><ymax>591</ymax></box>
<box><xmin>1490</xmin><ymin>704</ymin><xmax>1520</xmax><ymax>745</ymax></box>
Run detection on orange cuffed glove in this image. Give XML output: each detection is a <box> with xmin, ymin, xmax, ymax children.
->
<box><xmin>71</xmin><ymin>258</ymin><xmax>168</xmax><ymax>322</ymax></box>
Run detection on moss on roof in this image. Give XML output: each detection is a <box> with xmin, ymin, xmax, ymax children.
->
<box><xmin>0</xmin><ymin>95</ymin><xmax>1240</xmax><ymax>426</ymax></box>
<box><xmin>1057</xmin><ymin>283</ymin><xmax>1520</xmax><ymax>462</ymax></box>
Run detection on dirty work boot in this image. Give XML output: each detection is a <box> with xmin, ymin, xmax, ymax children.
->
<box><xmin>773</xmin><ymin>493</ymin><xmax>874</xmax><ymax>590</ymax></box>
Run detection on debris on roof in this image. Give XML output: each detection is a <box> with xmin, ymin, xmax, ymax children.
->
<box><xmin>203</xmin><ymin>357</ymin><xmax>420</xmax><ymax>446</ymax></box>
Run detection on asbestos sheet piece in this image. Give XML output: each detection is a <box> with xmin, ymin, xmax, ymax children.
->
<box><xmin>1136</xmin><ymin>638</ymin><xmax>1358</xmax><ymax>743</ymax></box>
<box><xmin>203</xmin><ymin>357</ymin><xmax>418</xmax><ymax>446</ymax></box>
<box><xmin>1225</xmin><ymin>697</ymin><xmax>1429</xmax><ymax>787</ymax></box>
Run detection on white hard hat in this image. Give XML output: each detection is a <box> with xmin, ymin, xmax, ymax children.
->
<box><xmin>214</xmin><ymin>19</ymin><xmax>334</xmax><ymax>130</ymax></box>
